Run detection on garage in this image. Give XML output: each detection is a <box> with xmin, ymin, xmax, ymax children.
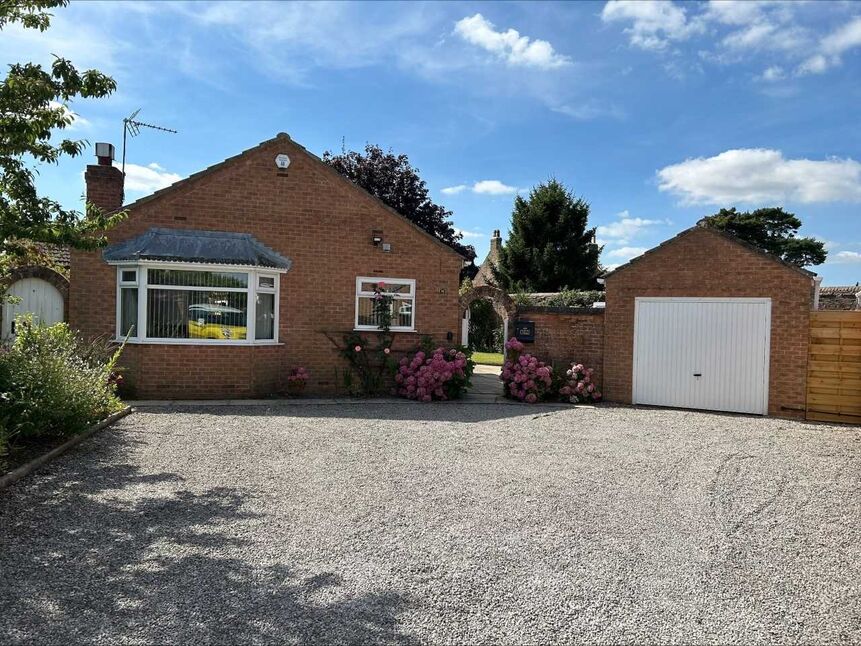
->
<box><xmin>632</xmin><ymin>297</ymin><xmax>771</xmax><ymax>415</ymax></box>
<box><xmin>602</xmin><ymin>225</ymin><xmax>815</xmax><ymax>419</ymax></box>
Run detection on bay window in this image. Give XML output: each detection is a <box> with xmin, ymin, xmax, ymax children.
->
<box><xmin>114</xmin><ymin>265</ymin><xmax>280</xmax><ymax>344</ymax></box>
<box><xmin>355</xmin><ymin>277</ymin><xmax>415</xmax><ymax>332</ymax></box>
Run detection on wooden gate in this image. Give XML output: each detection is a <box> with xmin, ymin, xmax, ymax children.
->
<box><xmin>807</xmin><ymin>311</ymin><xmax>861</xmax><ymax>424</ymax></box>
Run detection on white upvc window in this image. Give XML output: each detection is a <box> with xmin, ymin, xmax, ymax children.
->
<box><xmin>355</xmin><ymin>277</ymin><xmax>416</xmax><ymax>332</ymax></box>
<box><xmin>113</xmin><ymin>263</ymin><xmax>282</xmax><ymax>344</ymax></box>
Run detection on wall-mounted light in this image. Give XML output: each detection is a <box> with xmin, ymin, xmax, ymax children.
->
<box><xmin>372</xmin><ymin>234</ymin><xmax>383</xmax><ymax>246</ymax></box>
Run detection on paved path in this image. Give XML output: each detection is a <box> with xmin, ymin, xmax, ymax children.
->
<box><xmin>468</xmin><ymin>364</ymin><xmax>503</xmax><ymax>402</ymax></box>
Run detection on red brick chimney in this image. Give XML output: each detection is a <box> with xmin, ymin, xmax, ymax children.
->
<box><xmin>85</xmin><ymin>142</ymin><xmax>124</xmax><ymax>212</ymax></box>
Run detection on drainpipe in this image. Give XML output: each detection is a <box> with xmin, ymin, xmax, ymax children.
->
<box><xmin>812</xmin><ymin>275</ymin><xmax>822</xmax><ymax>310</ymax></box>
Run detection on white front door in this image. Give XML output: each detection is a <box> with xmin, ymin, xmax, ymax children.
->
<box><xmin>632</xmin><ymin>297</ymin><xmax>771</xmax><ymax>415</ymax></box>
<box><xmin>2</xmin><ymin>277</ymin><xmax>65</xmax><ymax>340</ymax></box>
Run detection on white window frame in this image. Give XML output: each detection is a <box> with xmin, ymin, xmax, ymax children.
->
<box><xmin>355</xmin><ymin>276</ymin><xmax>416</xmax><ymax>332</ymax></box>
<box><xmin>111</xmin><ymin>261</ymin><xmax>283</xmax><ymax>345</ymax></box>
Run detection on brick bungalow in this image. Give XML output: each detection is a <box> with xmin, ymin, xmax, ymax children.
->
<box><xmin>72</xmin><ymin>133</ymin><xmax>466</xmax><ymax>398</ymax></box>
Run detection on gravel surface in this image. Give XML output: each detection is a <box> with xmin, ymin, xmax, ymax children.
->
<box><xmin>1</xmin><ymin>403</ymin><xmax>859</xmax><ymax>645</ymax></box>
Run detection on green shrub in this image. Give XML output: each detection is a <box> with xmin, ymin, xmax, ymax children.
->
<box><xmin>545</xmin><ymin>289</ymin><xmax>604</xmax><ymax>308</ymax></box>
<box><xmin>0</xmin><ymin>317</ymin><xmax>124</xmax><ymax>453</ymax></box>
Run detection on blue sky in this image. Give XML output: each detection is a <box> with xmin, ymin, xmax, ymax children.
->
<box><xmin>5</xmin><ymin>0</ymin><xmax>861</xmax><ymax>283</ymax></box>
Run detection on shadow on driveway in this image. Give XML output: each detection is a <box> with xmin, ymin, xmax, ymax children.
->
<box><xmin>0</xmin><ymin>431</ymin><xmax>415</xmax><ymax>645</ymax></box>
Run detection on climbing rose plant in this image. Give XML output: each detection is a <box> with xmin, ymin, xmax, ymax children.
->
<box><xmin>395</xmin><ymin>347</ymin><xmax>473</xmax><ymax>401</ymax></box>
<box><xmin>500</xmin><ymin>337</ymin><xmax>553</xmax><ymax>403</ymax></box>
<box><xmin>559</xmin><ymin>363</ymin><xmax>602</xmax><ymax>403</ymax></box>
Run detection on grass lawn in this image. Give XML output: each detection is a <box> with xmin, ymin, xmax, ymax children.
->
<box><xmin>472</xmin><ymin>351</ymin><xmax>504</xmax><ymax>366</ymax></box>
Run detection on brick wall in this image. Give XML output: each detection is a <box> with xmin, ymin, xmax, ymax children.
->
<box><xmin>71</xmin><ymin>134</ymin><xmax>464</xmax><ymax>399</ymax></box>
<box><xmin>515</xmin><ymin>307</ymin><xmax>605</xmax><ymax>387</ymax></box>
<box><xmin>84</xmin><ymin>164</ymin><xmax>124</xmax><ymax>213</ymax></box>
<box><xmin>603</xmin><ymin>226</ymin><xmax>814</xmax><ymax>418</ymax></box>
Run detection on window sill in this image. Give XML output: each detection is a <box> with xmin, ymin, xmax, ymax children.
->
<box><xmin>353</xmin><ymin>328</ymin><xmax>416</xmax><ymax>333</ymax></box>
<box><xmin>117</xmin><ymin>339</ymin><xmax>283</xmax><ymax>346</ymax></box>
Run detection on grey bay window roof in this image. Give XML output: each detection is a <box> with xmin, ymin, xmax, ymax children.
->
<box><xmin>103</xmin><ymin>228</ymin><xmax>292</xmax><ymax>270</ymax></box>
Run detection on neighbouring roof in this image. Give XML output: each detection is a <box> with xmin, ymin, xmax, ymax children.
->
<box><xmin>116</xmin><ymin>132</ymin><xmax>466</xmax><ymax>260</ymax></box>
<box><xmin>473</xmin><ymin>230</ymin><xmax>502</xmax><ymax>287</ymax></box>
<box><xmin>602</xmin><ymin>224</ymin><xmax>817</xmax><ymax>281</ymax></box>
<box><xmin>102</xmin><ymin>228</ymin><xmax>292</xmax><ymax>269</ymax></box>
<box><xmin>818</xmin><ymin>284</ymin><xmax>860</xmax><ymax>311</ymax></box>
<box><xmin>34</xmin><ymin>243</ymin><xmax>70</xmax><ymax>269</ymax></box>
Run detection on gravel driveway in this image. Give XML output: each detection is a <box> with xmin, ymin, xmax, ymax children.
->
<box><xmin>1</xmin><ymin>403</ymin><xmax>859</xmax><ymax>645</ymax></box>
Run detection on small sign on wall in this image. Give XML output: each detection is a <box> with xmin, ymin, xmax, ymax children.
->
<box><xmin>514</xmin><ymin>320</ymin><xmax>535</xmax><ymax>343</ymax></box>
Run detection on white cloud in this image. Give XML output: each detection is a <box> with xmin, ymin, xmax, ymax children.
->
<box><xmin>472</xmin><ymin>180</ymin><xmax>519</xmax><ymax>195</ymax></box>
<box><xmin>441</xmin><ymin>180</ymin><xmax>520</xmax><ymax>196</ymax></box>
<box><xmin>454</xmin><ymin>13</ymin><xmax>571</xmax><ymax>69</ymax></box>
<box><xmin>759</xmin><ymin>65</ymin><xmax>785</xmax><ymax>82</ymax></box>
<box><xmin>116</xmin><ymin>162</ymin><xmax>182</xmax><ymax>194</ymax></box>
<box><xmin>601</xmin><ymin>0</ymin><xmax>703</xmax><ymax>51</ymax></box>
<box><xmin>705</xmin><ymin>1</ymin><xmax>766</xmax><ymax>27</ymax></box>
<box><xmin>657</xmin><ymin>148</ymin><xmax>861</xmax><ymax>204</ymax></box>
<box><xmin>597</xmin><ymin>210</ymin><xmax>670</xmax><ymax>244</ymax></box>
<box><xmin>552</xmin><ymin>102</ymin><xmax>625</xmax><ymax>121</ymax></box>
<box><xmin>798</xmin><ymin>16</ymin><xmax>861</xmax><ymax>75</ymax></box>
<box><xmin>454</xmin><ymin>228</ymin><xmax>485</xmax><ymax>239</ymax></box>
<box><xmin>604</xmin><ymin>246</ymin><xmax>649</xmax><ymax>260</ymax></box>
<box><xmin>832</xmin><ymin>251</ymin><xmax>861</xmax><ymax>264</ymax></box>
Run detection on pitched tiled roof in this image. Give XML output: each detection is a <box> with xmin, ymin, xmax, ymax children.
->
<box><xmin>818</xmin><ymin>285</ymin><xmax>860</xmax><ymax>311</ymax></box>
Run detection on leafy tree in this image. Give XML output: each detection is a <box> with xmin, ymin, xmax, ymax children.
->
<box><xmin>1</xmin><ymin>0</ymin><xmax>123</xmax><ymax>282</ymax></box>
<box><xmin>698</xmin><ymin>207</ymin><xmax>827</xmax><ymax>266</ymax></box>
<box><xmin>322</xmin><ymin>144</ymin><xmax>475</xmax><ymax>263</ymax></box>
<box><xmin>492</xmin><ymin>179</ymin><xmax>602</xmax><ymax>291</ymax></box>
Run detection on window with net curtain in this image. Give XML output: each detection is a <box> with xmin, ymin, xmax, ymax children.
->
<box><xmin>355</xmin><ymin>277</ymin><xmax>416</xmax><ymax>331</ymax></box>
<box><xmin>117</xmin><ymin>267</ymin><xmax>278</xmax><ymax>343</ymax></box>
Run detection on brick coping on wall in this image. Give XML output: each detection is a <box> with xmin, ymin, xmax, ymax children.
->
<box><xmin>516</xmin><ymin>306</ymin><xmax>605</xmax><ymax>315</ymax></box>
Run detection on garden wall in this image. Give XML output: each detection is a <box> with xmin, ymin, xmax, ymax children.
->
<box><xmin>515</xmin><ymin>307</ymin><xmax>605</xmax><ymax>387</ymax></box>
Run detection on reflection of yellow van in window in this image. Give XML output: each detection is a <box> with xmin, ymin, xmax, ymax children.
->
<box><xmin>188</xmin><ymin>304</ymin><xmax>247</xmax><ymax>340</ymax></box>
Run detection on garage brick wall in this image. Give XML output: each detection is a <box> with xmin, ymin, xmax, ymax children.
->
<box><xmin>71</xmin><ymin>134</ymin><xmax>464</xmax><ymax>399</ymax></box>
<box><xmin>603</xmin><ymin>226</ymin><xmax>814</xmax><ymax>418</ymax></box>
<box><xmin>516</xmin><ymin>307</ymin><xmax>605</xmax><ymax>387</ymax></box>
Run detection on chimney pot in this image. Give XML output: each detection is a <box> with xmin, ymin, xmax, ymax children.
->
<box><xmin>95</xmin><ymin>142</ymin><xmax>115</xmax><ymax>166</ymax></box>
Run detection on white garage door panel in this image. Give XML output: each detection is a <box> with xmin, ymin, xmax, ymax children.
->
<box><xmin>633</xmin><ymin>298</ymin><xmax>770</xmax><ymax>415</ymax></box>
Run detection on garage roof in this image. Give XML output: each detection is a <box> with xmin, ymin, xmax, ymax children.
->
<box><xmin>602</xmin><ymin>225</ymin><xmax>816</xmax><ymax>280</ymax></box>
<box><xmin>102</xmin><ymin>228</ymin><xmax>292</xmax><ymax>269</ymax></box>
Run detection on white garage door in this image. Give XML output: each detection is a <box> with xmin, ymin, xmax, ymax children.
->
<box><xmin>2</xmin><ymin>277</ymin><xmax>65</xmax><ymax>341</ymax></box>
<box><xmin>633</xmin><ymin>298</ymin><xmax>771</xmax><ymax>415</ymax></box>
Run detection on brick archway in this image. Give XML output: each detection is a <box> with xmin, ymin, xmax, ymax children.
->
<box><xmin>3</xmin><ymin>265</ymin><xmax>70</xmax><ymax>323</ymax></box>
<box><xmin>459</xmin><ymin>284</ymin><xmax>516</xmax><ymax>322</ymax></box>
<box><xmin>459</xmin><ymin>285</ymin><xmax>516</xmax><ymax>350</ymax></box>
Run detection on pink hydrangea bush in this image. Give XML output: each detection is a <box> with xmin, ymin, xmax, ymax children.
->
<box><xmin>395</xmin><ymin>347</ymin><xmax>473</xmax><ymax>401</ymax></box>
<box><xmin>500</xmin><ymin>337</ymin><xmax>553</xmax><ymax>403</ymax></box>
<box><xmin>559</xmin><ymin>363</ymin><xmax>602</xmax><ymax>403</ymax></box>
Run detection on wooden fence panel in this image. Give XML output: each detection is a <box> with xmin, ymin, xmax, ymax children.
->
<box><xmin>807</xmin><ymin>311</ymin><xmax>861</xmax><ymax>424</ymax></box>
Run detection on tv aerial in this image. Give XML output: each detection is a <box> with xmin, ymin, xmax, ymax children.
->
<box><xmin>121</xmin><ymin>109</ymin><xmax>178</xmax><ymax>176</ymax></box>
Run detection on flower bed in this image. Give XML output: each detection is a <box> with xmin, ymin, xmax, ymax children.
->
<box><xmin>500</xmin><ymin>337</ymin><xmax>554</xmax><ymax>403</ymax></box>
<box><xmin>395</xmin><ymin>347</ymin><xmax>473</xmax><ymax>401</ymax></box>
<box><xmin>559</xmin><ymin>363</ymin><xmax>602</xmax><ymax>403</ymax></box>
<box><xmin>500</xmin><ymin>337</ymin><xmax>601</xmax><ymax>404</ymax></box>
